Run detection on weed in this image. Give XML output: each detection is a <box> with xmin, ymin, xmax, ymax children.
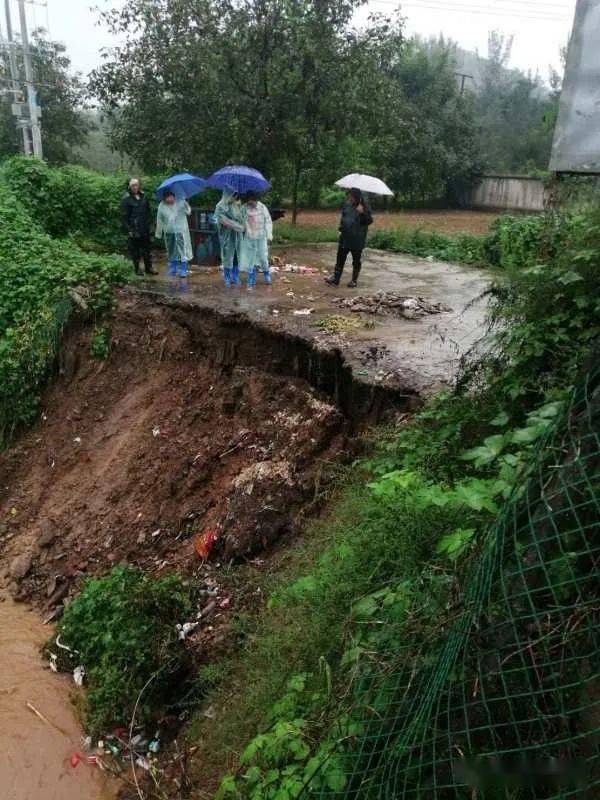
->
<box><xmin>90</xmin><ymin>324</ymin><xmax>111</xmax><ymax>360</ymax></box>
<box><xmin>54</xmin><ymin>566</ymin><xmax>196</xmax><ymax>734</ymax></box>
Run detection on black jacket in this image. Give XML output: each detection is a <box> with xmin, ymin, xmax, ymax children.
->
<box><xmin>339</xmin><ymin>200</ymin><xmax>373</xmax><ymax>250</ymax></box>
<box><xmin>121</xmin><ymin>190</ymin><xmax>153</xmax><ymax>237</ymax></box>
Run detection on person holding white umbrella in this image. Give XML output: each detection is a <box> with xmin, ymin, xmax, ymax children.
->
<box><xmin>326</xmin><ymin>187</ymin><xmax>373</xmax><ymax>288</ymax></box>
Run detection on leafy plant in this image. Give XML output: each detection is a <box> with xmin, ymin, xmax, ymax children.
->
<box><xmin>90</xmin><ymin>324</ymin><xmax>111</xmax><ymax>360</ymax></box>
<box><xmin>55</xmin><ymin>566</ymin><xmax>195</xmax><ymax>734</ymax></box>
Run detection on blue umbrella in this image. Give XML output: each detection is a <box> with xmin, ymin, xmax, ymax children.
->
<box><xmin>155</xmin><ymin>173</ymin><xmax>207</xmax><ymax>201</ymax></box>
<box><xmin>207</xmin><ymin>165</ymin><xmax>271</xmax><ymax>195</ymax></box>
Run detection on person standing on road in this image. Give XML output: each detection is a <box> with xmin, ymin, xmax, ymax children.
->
<box><xmin>242</xmin><ymin>191</ymin><xmax>273</xmax><ymax>288</ymax></box>
<box><xmin>215</xmin><ymin>187</ymin><xmax>246</xmax><ymax>288</ymax></box>
<box><xmin>326</xmin><ymin>188</ymin><xmax>373</xmax><ymax>288</ymax></box>
<box><xmin>155</xmin><ymin>191</ymin><xmax>193</xmax><ymax>278</ymax></box>
<box><xmin>121</xmin><ymin>178</ymin><xmax>158</xmax><ymax>276</ymax></box>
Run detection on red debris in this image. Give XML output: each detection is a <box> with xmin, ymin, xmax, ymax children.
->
<box><xmin>70</xmin><ymin>753</ymin><xmax>82</xmax><ymax>768</ymax></box>
<box><xmin>194</xmin><ymin>529</ymin><xmax>218</xmax><ymax>560</ymax></box>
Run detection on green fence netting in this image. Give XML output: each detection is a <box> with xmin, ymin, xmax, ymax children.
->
<box><xmin>304</xmin><ymin>364</ymin><xmax>599</xmax><ymax>799</ymax></box>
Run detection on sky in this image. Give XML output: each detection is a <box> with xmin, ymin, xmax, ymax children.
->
<box><xmin>5</xmin><ymin>0</ymin><xmax>578</xmax><ymax>81</ymax></box>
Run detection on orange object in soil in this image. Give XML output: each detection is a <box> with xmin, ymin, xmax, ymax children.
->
<box><xmin>194</xmin><ymin>529</ymin><xmax>218</xmax><ymax>560</ymax></box>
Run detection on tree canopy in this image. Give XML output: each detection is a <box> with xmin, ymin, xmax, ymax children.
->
<box><xmin>90</xmin><ymin>0</ymin><xmax>483</xmax><ymax>213</ymax></box>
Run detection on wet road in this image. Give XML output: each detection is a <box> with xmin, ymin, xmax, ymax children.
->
<box><xmin>0</xmin><ymin>597</ymin><xmax>115</xmax><ymax>800</ymax></box>
<box><xmin>141</xmin><ymin>244</ymin><xmax>491</xmax><ymax>395</ymax></box>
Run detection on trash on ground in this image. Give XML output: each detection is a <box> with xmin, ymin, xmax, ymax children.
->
<box><xmin>70</xmin><ymin>753</ymin><xmax>82</xmax><ymax>768</ymax></box>
<box><xmin>194</xmin><ymin>529</ymin><xmax>218</xmax><ymax>560</ymax></box>
<box><xmin>73</xmin><ymin>665</ymin><xmax>85</xmax><ymax>687</ymax></box>
<box><xmin>293</xmin><ymin>308</ymin><xmax>314</xmax><ymax>316</ymax></box>
<box><xmin>152</xmin><ymin>426</ymin><xmax>161</xmax><ymax>438</ymax></box>
<box><xmin>332</xmin><ymin>293</ymin><xmax>451</xmax><ymax>319</ymax></box>
<box><xmin>148</xmin><ymin>739</ymin><xmax>160</xmax><ymax>754</ymax></box>
<box><xmin>176</xmin><ymin>621</ymin><xmax>199</xmax><ymax>641</ymax></box>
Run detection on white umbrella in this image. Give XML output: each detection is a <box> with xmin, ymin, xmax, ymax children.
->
<box><xmin>335</xmin><ymin>173</ymin><xmax>393</xmax><ymax>196</ymax></box>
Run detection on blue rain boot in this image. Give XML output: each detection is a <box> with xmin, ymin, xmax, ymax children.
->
<box><xmin>231</xmin><ymin>264</ymin><xmax>239</xmax><ymax>286</ymax></box>
<box><xmin>223</xmin><ymin>267</ymin><xmax>232</xmax><ymax>287</ymax></box>
<box><xmin>168</xmin><ymin>261</ymin><xmax>178</xmax><ymax>277</ymax></box>
<box><xmin>263</xmin><ymin>269</ymin><xmax>272</xmax><ymax>285</ymax></box>
<box><xmin>247</xmin><ymin>268</ymin><xmax>256</xmax><ymax>289</ymax></box>
<box><xmin>179</xmin><ymin>260</ymin><xmax>189</xmax><ymax>278</ymax></box>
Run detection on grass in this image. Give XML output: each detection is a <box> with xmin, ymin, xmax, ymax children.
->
<box><xmin>273</xmin><ymin>222</ymin><xmax>338</xmax><ymax>245</ymax></box>
<box><xmin>187</xmin><ymin>453</ymin><xmax>468</xmax><ymax>791</ymax></box>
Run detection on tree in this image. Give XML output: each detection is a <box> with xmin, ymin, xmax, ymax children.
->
<box><xmin>474</xmin><ymin>31</ymin><xmax>562</xmax><ymax>173</ymax></box>
<box><xmin>91</xmin><ymin>1</ymin><xmax>483</xmax><ymax>211</ymax></box>
<box><xmin>0</xmin><ymin>32</ymin><xmax>90</xmax><ymax>164</ymax></box>
<box><xmin>91</xmin><ymin>0</ymin><xmax>367</xmax><ymax>220</ymax></box>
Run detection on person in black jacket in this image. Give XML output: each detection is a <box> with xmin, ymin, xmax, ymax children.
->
<box><xmin>120</xmin><ymin>178</ymin><xmax>158</xmax><ymax>275</ymax></box>
<box><xmin>325</xmin><ymin>188</ymin><xmax>373</xmax><ymax>288</ymax></box>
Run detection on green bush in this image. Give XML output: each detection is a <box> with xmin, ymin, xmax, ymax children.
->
<box><xmin>0</xmin><ymin>171</ymin><xmax>131</xmax><ymax>443</ymax></box>
<box><xmin>369</xmin><ymin>226</ymin><xmax>486</xmax><ymax>264</ymax></box>
<box><xmin>56</xmin><ymin>566</ymin><xmax>195</xmax><ymax>734</ymax></box>
<box><xmin>1</xmin><ymin>155</ymin><xmax>160</xmax><ymax>253</ymax></box>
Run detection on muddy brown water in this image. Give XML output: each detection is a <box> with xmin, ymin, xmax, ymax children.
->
<box><xmin>0</xmin><ymin>596</ymin><xmax>115</xmax><ymax>800</ymax></box>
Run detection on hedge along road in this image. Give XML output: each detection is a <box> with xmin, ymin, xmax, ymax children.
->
<box><xmin>0</xmin><ymin>596</ymin><xmax>116</xmax><ymax>800</ymax></box>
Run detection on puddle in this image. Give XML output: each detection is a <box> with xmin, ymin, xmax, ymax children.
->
<box><xmin>0</xmin><ymin>596</ymin><xmax>115</xmax><ymax>800</ymax></box>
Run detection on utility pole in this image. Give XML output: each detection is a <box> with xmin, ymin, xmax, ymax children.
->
<box><xmin>4</xmin><ymin>0</ymin><xmax>30</xmax><ymax>153</ymax></box>
<box><xmin>17</xmin><ymin>0</ymin><xmax>43</xmax><ymax>157</ymax></box>
<box><xmin>454</xmin><ymin>71</ymin><xmax>474</xmax><ymax>95</ymax></box>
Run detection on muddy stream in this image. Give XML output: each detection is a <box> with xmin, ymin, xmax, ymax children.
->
<box><xmin>0</xmin><ymin>596</ymin><xmax>115</xmax><ymax>800</ymax></box>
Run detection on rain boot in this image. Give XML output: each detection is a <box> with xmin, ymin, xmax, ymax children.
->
<box><xmin>231</xmin><ymin>264</ymin><xmax>239</xmax><ymax>286</ymax></box>
<box><xmin>168</xmin><ymin>261</ymin><xmax>178</xmax><ymax>277</ymax></box>
<box><xmin>247</xmin><ymin>268</ymin><xmax>256</xmax><ymax>290</ymax></box>
<box><xmin>179</xmin><ymin>260</ymin><xmax>189</xmax><ymax>278</ymax></box>
<box><xmin>263</xmin><ymin>269</ymin><xmax>272</xmax><ymax>285</ymax></box>
<box><xmin>223</xmin><ymin>267</ymin><xmax>232</xmax><ymax>287</ymax></box>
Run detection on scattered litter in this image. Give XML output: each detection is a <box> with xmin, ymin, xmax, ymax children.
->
<box><xmin>135</xmin><ymin>756</ymin><xmax>151</xmax><ymax>771</ymax></box>
<box><xmin>194</xmin><ymin>529</ymin><xmax>218</xmax><ymax>560</ymax></box>
<box><xmin>220</xmin><ymin>597</ymin><xmax>231</xmax><ymax>610</ymax></box>
<box><xmin>55</xmin><ymin>635</ymin><xmax>75</xmax><ymax>653</ymax></box>
<box><xmin>293</xmin><ymin>308</ymin><xmax>314</xmax><ymax>316</ymax></box>
<box><xmin>152</xmin><ymin>426</ymin><xmax>161</xmax><ymax>438</ymax></box>
<box><xmin>130</xmin><ymin>734</ymin><xmax>148</xmax><ymax>750</ymax></box>
<box><xmin>49</xmin><ymin>653</ymin><xmax>58</xmax><ymax>673</ymax></box>
<box><xmin>426</xmin><ymin>255</ymin><xmax>435</xmax><ymax>262</ymax></box>
<box><xmin>176</xmin><ymin>621</ymin><xmax>199</xmax><ymax>641</ymax></box>
<box><xmin>286</xmin><ymin>290</ymin><xmax>295</xmax><ymax>297</ymax></box>
<box><xmin>87</xmin><ymin>755</ymin><xmax>99</xmax><ymax>767</ymax></box>
<box><xmin>282</xmin><ymin>263</ymin><xmax>318</xmax><ymax>275</ymax></box>
<box><xmin>331</xmin><ymin>293</ymin><xmax>451</xmax><ymax>319</ymax></box>
<box><xmin>70</xmin><ymin>753</ymin><xmax>82</xmax><ymax>768</ymax></box>
<box><xmin>73</xmin><ymin>436</ymin><xmax>81</xmax><ymax>444</ymax></box>
<box><xmin>272</xmin><ymin>309</ymin><xmax>280</xmax><ymax>315</ymax></box>
<box><xmin>151</xmin><ymin>528</ymin><xmax>162</xmax><ymax>539</ymax></box>
<box><xmin>148</xmin><ymin>739</ymin><xmax>160</xmax><ymax>754</ymax></box>
<box><xmin>83</xmin><ymin>735</ymin><xmax>93</xmax><ymax>751</ymax></box>
<box><xmin>73</xmin><ymin>665</ymin><xmax>86</xmax><ymax>687</ymax></box>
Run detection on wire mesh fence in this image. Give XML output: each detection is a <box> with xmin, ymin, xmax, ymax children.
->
<box><xmin>305</xmin><ymin>363</ymin><xmax>600</xmax><ymax>799</ymax></box>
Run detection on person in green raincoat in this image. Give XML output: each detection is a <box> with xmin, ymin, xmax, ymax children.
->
<box><xmin>215</xmin><ymin>188</ymin><xmax>246</xmax><ymax>287</ymax></box>
<box><xmin>156</xmin><ymin>191</ymin><xmax>193</xmax><ymax>277</ymax></box>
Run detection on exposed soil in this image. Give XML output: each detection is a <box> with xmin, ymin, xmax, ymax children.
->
<box><xmin>294</xmin><ymin>208</ymin><xmax>499</xmax><ymax>235</ymax></box>
<box><xmin>0</xmin><ymin>290</ymin><xmax>409</xmax><ymax>615</ymax></box>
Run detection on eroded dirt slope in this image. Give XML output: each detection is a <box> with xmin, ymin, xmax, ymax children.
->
<box><xmin>0</xmin><ymin>295</ymin><xmax>348</xmax><ymax>609</ymax></box>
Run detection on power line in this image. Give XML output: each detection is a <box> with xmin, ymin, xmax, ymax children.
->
<box><xmin>369</xmin><ymin>0</ymin><xmax>573</xmax><ymax>22</ymax></box>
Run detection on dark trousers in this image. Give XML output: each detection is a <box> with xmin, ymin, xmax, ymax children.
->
<box><xmin>334</xmin><ymin>245</ymin><xmax>362</xmax><ymax>282</ymax></box>
<box><xmin>128</xmin><ymin>234</ymin><xmax>153</xmax><ymax>273</ymax></box>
